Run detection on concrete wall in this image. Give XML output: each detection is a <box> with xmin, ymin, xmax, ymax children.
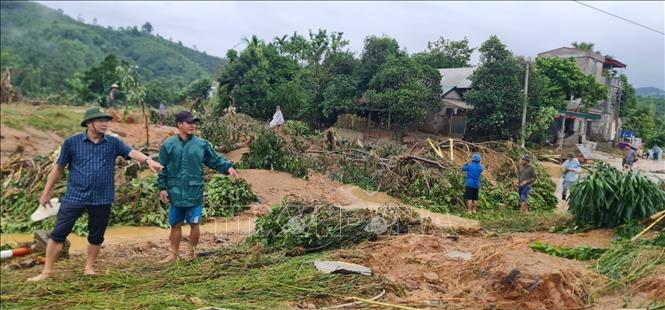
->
<box><xmin>422</xmin><ymin>107</ymin><xmax>467</xmax><ymax>136</ymax></box>
<box><xmin>539</xmin><ymin>48</ymin><xmax>624</xmax><ymax>141</ymax></box>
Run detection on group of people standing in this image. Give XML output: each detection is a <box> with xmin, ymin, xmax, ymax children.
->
<box><xmin>462</xmin><ymin>152</ymin><xmax>585</xmax><ymax>215</ymax></box>
<box><xmin>28</xmin><ymin>107</ymin><xmax>237</xmax><ymax>281</ymax></box>
<box><xmin>461</xmin><ymin>153</ymin><xmax>539</xmax><ymax>214</ymax></box>
<box><xmin>29</xmin><ymin>103</ymin><xmax>591</xmax><ymax>281</ymax></box>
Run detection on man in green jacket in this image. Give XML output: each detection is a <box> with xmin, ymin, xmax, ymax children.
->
<box><xmin>158</xmin><ymin>111</ymin><xmax>239</xmax><ymax>262</ymax></box>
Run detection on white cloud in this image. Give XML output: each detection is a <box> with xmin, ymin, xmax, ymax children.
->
<box><xmin>38</xmin><ymin>1</ymin><xmax>665</xmax><ymax>88</ymax></box>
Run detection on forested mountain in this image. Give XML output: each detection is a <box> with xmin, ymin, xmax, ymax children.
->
<box><xmin>0</xmin><ymin>1</ymin><xmax>224</xmax><ymax>96</ymax></box>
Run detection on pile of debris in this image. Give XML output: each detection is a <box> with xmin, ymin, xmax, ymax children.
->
<box><xmin>303</xmin><ymin>138</ymin><xmax>557</xmax><ymax>212</ymax></box>
<box><xmin>249</xmin><ymin>196</ymin><xmax>431</xmax><ymax>253</ymax></box>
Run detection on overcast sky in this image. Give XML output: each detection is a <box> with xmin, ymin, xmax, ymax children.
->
<box><xmin>39</xmin><ymin>1</ymin><xmax>665</xmax><ymax>88</ymax></box>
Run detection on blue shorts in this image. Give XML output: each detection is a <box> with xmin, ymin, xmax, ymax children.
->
<box><xmin>168</xmin><ymin>205</ymin><xmax>203</xmax><ymax>226</ymax></box>
<box><xmin>518</xmin><ymin>186</ymin><xmax>532</xmax><ymax>203</ymax></box>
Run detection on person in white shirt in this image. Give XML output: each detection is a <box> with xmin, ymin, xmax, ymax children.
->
<box><xmin>561</xmin><ymin>153</ymin><xmax>583</xmax><ymax>200</ymax></box>
<box><xmin>269</xmin><ymin>106</ymin><xmax>285</xmax><ymax>132</ymax></box>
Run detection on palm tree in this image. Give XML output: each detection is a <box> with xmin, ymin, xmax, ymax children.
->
<box><xmin>572</xmin><ymin>41</ymin><xmax>595</xmax><ymax>52</ymax></box>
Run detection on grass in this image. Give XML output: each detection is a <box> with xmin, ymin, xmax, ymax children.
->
<box><xmin>411</xmin><ymin>202</ymin><xmax>573</xmax><ymax>233</ymax></box>
<box><xmin>0</xmin><ymin>248</ymin><xmax>384</xmax><ymax>310</ymax></box>
<box><xmin>594</xmin><ymin>238</ymin><xmax>665</xmax><ymax>294</ymax></box>
<box><xmin>1</xmin><ymin>103</ymin><xmax>84</xmax><ymax>137</ymax></box>
<box><xmin>470</xmin><ymin>209</ymin><xmax>573</xmax><ymax>233</ymax></box>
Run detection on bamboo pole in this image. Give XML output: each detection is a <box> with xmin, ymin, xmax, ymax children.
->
<box><xmin>349</xmin><ymin>297</ymin><xmax>421</xmax><ymax>310</ymax></box>
<box><xmin>141</xmin><ymin>99</ymin><xmax>150</xmax><ymax>146</ymax></box>
<box><xmin>449</xmin><ymin>138</ymin><xmax>454</xmax><ymax>161</ymax></box>
<box><xmin>631</xmin><ymin>213</ymin><xmax>665</xmax><ymax>242</ymax></box>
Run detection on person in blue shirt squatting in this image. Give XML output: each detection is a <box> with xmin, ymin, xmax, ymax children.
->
<box><xmin>462</xmin><ymin>154</ymin><xmax>484</xmax><ymax>214</ymax></box>
<box><xmin>561</xmin><ymin>153</ymin><xmax>583</xmax><ymax>200</ymax></box>
<box><xmin>158</xmin><ymin>111</ymin><xmax>240</xmax><ymax>263</ymax></box>
<box><xmin>28</xmin><ymin>107</ymin><xmax>164</xmax><ymax>282</ymax></box>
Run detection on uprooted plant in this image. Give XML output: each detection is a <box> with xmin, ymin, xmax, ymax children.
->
<box><xmin>309</xmin><ymin>139</ymin><xmax>558</xmax><ymax>215</ymax></box>
<box><xmin>204</xmin><ymin>175</ymin><xmax>257</xmax><ymax>218</ymax></box>
<box><xmin>199</xmin><ymin>112</ymin><xmax>264</xmax><ymax>151</ymax></box>
<box><xmin>569</xmin><ymin>162</ymin><xmax>665</xmax><ymax>228</ymax></box>
<box><xmin>249</xmin><ymin>196</ymin><xmax>429</xmax><ymax>253</ymax></box>
<box><xmin>240</xmin><ymin>128</ymin><xmax>309</xmax><ymax>178</ymax></box>
<box><xmin>530</xmin><ymin>241</ymin><xmax>607</xmax><ymax>261</ymax></box>
<box><xmin>1</xmin><ymin>149</ymin><xmax>171</xmax><ymax>234</ymax></box>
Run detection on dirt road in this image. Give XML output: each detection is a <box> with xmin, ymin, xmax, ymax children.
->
<box><xmin>593</xmin><ymin>150</ymin><xmax>665</xmax><ymax>182</ymax></box>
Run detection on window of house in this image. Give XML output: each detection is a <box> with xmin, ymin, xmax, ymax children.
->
<box><xmin>592</xmin><ymin>61</ymin><xmax>597</xmax><ymax>75</ymax></box>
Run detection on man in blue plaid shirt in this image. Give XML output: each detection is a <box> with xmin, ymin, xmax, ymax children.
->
<box><xmin>28</xmin><ymin>107</ymin><xmax>164</xmax><ymax>282</ymax></box>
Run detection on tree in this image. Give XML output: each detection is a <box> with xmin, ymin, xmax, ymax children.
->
<box><xmin>514</xmin><ymin>57</ymin><xmax>559</xmax><ymax>144</ymax></box>
<box><xmin>465</xmin><ymin>35</ymin><xmax>524</xmax><ymax>141</ymax></box>
<box><xmin>1</xmin><ymin>1</ymin><xmax>220</xmax><ymax>97</ymax></box>
<box><xmin>182</xmin><ymin>78</ymin><xmax>212</xmax><ymax>112</ymax></box>
<box><xmin>68</xmin><ymin>54</ymin><xmax>147</xmax><ymax>107</ymax></box>
<box><xmin>68</xmin><ymin>54</ymin><xmax>126</xmax><ymax>105</ymax></box>
<box><xmin>571</xmin><ymin>41</ymin><xmax>595</xmax><ymax>51</ymax></box>
<box><xmin>357</xmin><ymin>36</ymin><xmax>405</xmax><ymax>92</ymax></box>
<box><xmin>622</xmin><ymin>94</ymin><xmax>665</xmax><ymax>147</ymax></box>
<box><xmin>141</xmin><ymin>22</ymin><xmax>153</xmax><ymax>34</ymax></box>
<box><xmin>183</xmin><ymin>78</ymin><xmax>212</xmax><ymax>101</ymax></box>
<box><xmin>535</xmin><ymin>57</ymin><xmax>607</xmax><ymax>109</ymax></box>
<box><xmin>623</xmin><ymin>102</ymin><xmax>658</xmax><ymax>144</ymax></box>
<box><xmin>217</xmin><ymin>36</ymin><xmax>285</xmax><ymax>119</ymax></box>
<box><xmin>618</xmin><ymin>74</ymin><xmax>637</xmax><ymax>116</ymax></box>
<box><xmin>412</xmin><ymin>36</ymin><xmax>475</xmax><ymax>68</ymax></box>
<box><xmin>363</xmin><ymin>57</ymin><xmax>441</xmax><ymax>127</ymax></box>
<box><xmin>219</xmin><ymin>31</ymin><xmax>359</xmax><ymax>126</ymax></box>
<box><xmin>144</xmin><ymin>80</ymin><xmax>180</xmax><ymax>107</ymax></box>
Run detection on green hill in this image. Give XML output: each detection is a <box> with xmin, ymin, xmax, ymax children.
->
<box><xmin>0</xmin><ymin>1</ymin><xmax>224</xmax><ymax>97</ymax></box>
<box><xmin>636</xmin><ymin>87</ymin><xmax>665</xmax><ymax>99</ymax></box>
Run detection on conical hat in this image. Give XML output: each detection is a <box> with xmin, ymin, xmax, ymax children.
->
<box><xmin>31</xmin><ymin>198</ymin><xmax>60</xmax><ymax>222</ymax></box>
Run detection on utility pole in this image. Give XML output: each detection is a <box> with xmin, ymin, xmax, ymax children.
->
<box><xmin>559</xmin><ymin>95</ymin><xmax>574</xmax><ymax>150</ymax></box>
<box><xmin>520</xmin><ymin>61</ymin><xmax>529</xmax><ymax>148</ymax></box>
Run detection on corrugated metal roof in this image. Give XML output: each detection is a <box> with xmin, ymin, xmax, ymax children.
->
<box><xmin>438</xmin><ymin>67</ymin><xmax>475</xmax><ymax>95</ymax></box>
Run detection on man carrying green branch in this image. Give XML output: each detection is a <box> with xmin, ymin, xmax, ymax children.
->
<box><xmin>515</xmin><ymin>155</ymin><xmax>537</xmax><ymax>214</ymax></box>
<box><xmin>28</xmin><ymin>107</ymin><xmax>163</xmax><ymax>282</ymax></box>
<box><xmin>158</xmin><ymin>111</ymin><xmax>239</xmax><ymax>263</ymax></box>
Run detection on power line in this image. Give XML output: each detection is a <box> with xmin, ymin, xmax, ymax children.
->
<box><xmin>573</xmin><ymin>1</ymin><xmax>664</xmax><ymax>36</ymax></box>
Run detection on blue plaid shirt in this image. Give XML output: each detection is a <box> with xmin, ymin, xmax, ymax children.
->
<box><xmin>57</xmin><ymin>131</ymin><xmax>132</xmax><ymax>205</ymax></box>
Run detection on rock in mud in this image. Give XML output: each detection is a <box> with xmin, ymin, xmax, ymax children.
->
<box><xmin>404</xmin><ymin>279</ymin><xmax>420</xmax><ymax>291</ymax></box>
<box><xmin>314</xmin><ymin>261</ymin><xmax>372</xmax><ymax>276</ymax></box>
<box><xmin>446</xmin><ymin>250</ymin><xmax>473</xmax><ymax>261</ymax></box>
<box><xmin>422</xmin><ymin>271</ymin><xmax>439</xmax><ymax>283</ymax></box>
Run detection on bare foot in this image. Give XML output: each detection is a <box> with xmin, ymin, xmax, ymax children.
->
<box><xmin>27</xmin><ymin>273</ymin><xmax>50</xmax><ymax>282</ymax></box>
<box><xmin>186</xmin><ymin>248</ymin><xmax>196</xmax><ymax>261</ymax></box>
<box><xmin>159</xmin><ymin>255</ymin><xmax>177</xmax><ymax>264</ymax></box>
<box><xmin>84</xmin><ymin>269</ymin><xmax>97</xmax><ymax>276</ymax></box>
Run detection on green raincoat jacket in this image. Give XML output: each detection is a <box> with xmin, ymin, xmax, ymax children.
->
<box><xmin>157</xmin><ymin>135</ymin><xmax>233</xmax><ymax>208</ymax></box>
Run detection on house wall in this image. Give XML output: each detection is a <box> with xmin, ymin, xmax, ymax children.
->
<box><xmin>422</xmin><ymin>107</ymin><xmax>467</xmax><ymax>136</ymax></box>
<box><xmin>540</xmin><ymin>48</ymin><xmax>624</xmax><ymax>141</ymax></box>
<box><xmin>423</xmin><ymin>109</ymin><xmax>446</xmax><ymax>133</ymax></box>
<box><xmin>422</xmin><ymin>88</ymin><xmax>468</xmax><ymax>135</ymax></box>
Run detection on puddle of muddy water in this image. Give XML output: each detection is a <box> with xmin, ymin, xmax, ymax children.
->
<box><xmin>0</xmin><ymin>217</ymin><xmax>256</xmax><ymax>252</ymax></box>
<box><xmin>336</xmin><ymin>185</ymin><xmax>401</xmax><ymax>209</ymax></box>
<box><xmin>335</xmin><ymin>185</ymin><xmax>481</xmax><ymax>232</ymax></box>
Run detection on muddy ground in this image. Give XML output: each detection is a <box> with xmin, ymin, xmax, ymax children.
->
<box><xmin>3</xmin><ymin>164</ymin><xmax>661</xmax><ymax>308</ymax></box>
<box><xmin>5</xmin><ymin>228</ymin><xmax>662</xmax><ymax>309</ymax></box>
<box><xmin>1</xmin><ymin>106</ymin><xmax>663</xmax><ymax>309</ymax></box>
